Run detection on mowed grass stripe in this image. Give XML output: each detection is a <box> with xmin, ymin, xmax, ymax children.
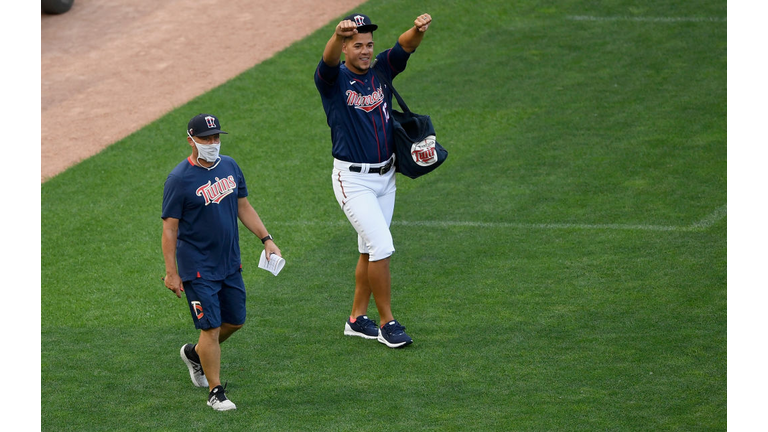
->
<box><xmin>270</xmin><ymin>204</ymin><xmax>726</xmax><ymax>232</ymax></box>
<box><xmin>567</xmin><ymin>15</ymin><xmax>727</xmax><ymax>22</ymax></box>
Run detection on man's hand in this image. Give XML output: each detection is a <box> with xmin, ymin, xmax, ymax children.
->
<box><xmin>336</xmin><ymin>20</ymin><xmax>359</xmax><ymax>38</ymax></box>
<box><xmin>164</xmin><ymin>273</ymin><xmax>184</xmax><ymax>298</ymax></box>
<box><xmin>264</xmin><ymin>240</ymin><xmax>282</xmax><ymax>261</ymax></box>
<box><xmin>414</xmin><ymin>13</ymin><xmax>432</xmax><ymax>32</ymax></box>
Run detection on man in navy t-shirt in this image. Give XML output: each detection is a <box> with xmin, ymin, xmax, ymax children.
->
<box><xmin>314</xmin><ymin>13</ymin><xmax>432</xmax><ymax>348</ymax></box>
<box><xmin>162</xmin><ymin>113</ymin><xmax>281</xmax><ymax>411</ymax></box>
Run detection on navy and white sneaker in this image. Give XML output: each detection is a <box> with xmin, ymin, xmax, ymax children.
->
<box><xmin>180</xmin><ymin>344</ymin><xmax>208</xmax><ymax>388</ymax></box>
<box><xmin>378</xmin><ymin>320</ymin><xmax>413</xmax><ymax>348</ymax></box>
<box><xmin>344</xmin><ymin>315</ymin><xmax>379</xmax><ymax>339</ymax></box>
<box><xmin>207</xmin><ymin>385</ymin><xmax>236</xmax><ymax>411</ymax></box>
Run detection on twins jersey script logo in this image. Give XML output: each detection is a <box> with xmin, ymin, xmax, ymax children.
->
<box><xmin>346</xmin><ymin>85</ymin><xmax>385</xmax><ymax>113</ymax></box>
<box><xmin>196</xmin><ymin>175</ymin><xmax>236</xmax><ymax>205</ymax></box>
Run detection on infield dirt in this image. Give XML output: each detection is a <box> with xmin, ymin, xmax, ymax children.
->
<box><xmin>41</xmin><ymin>0</ymin><xmax>365</xmax><ymax>182</ymax></box>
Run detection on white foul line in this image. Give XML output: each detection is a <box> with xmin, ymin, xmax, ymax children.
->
<box><xmin>274</xmin><ymin>206</ymin><xmax>726</xmax><ymax>233</ymax></box>
<box><xmin>393</xmin><ymin>205</ymin><xmax>725</xmax><ymax>232</ymax></box>
<box><xmin>393</xmin><ymin>220</ymin><xmax>684</xmax><ymax>232</ymax></box>
<box><xmin>566</xmin><ymin>15</ymin><xmax>727</xmax><ymax>23</ymax></box>
<box><xmin>687</xmin><ymin>204</ymin><xmax>727</xmax><ymax>230</ymax></box>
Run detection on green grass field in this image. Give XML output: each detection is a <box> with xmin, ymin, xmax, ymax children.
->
<box><xmin>41</xmin><ymin>0</ymin><xmax>726</xmax><ymax>430</ymax></box>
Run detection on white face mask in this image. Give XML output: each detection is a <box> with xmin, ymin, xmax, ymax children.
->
<box><xmin>195</xmin><ymin>142</ymin><xmax>221</xmax><ymax>162</ymax></box>
<box><xmin>189</xmin><ymin>134</ymin><xmax>221</xmax><ymax>163</ymax></box>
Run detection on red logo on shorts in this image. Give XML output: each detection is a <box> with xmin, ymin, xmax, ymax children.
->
<box><xmin>191</xmin><ymin>301</ymin><xmax>204</xmax><ymax>319</ymax></box>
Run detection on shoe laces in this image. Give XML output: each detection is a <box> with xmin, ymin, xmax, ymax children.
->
<box><xmin>357</xmin><ymin>315</ymin><xmax>376</xmax><ymax>328</ymax></box>
<box><xmin>386</xmin><ymin>321</ymin><xmax>406</xmax><ymax>335</ymax></box>
<box><xmin>211</xmin><ymin>382</ymin><xmax>229</xmax><ymax>402</ymax></box>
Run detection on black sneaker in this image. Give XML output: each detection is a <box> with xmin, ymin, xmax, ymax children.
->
<box><xmin>207</xmin><ymin>385</ymin><xmax>236</xmax><ymax>411</ymax></box>
<box><xmin>344</xmin><ymin>315</ymin><xmax>379</xmax><ymax>339</ymax></box>
<box><xmin>377</xmin><ymin>320</ymin><xmax>413</xmax><ymax>348</ymax></box>
<box><xmin>180</xmin><ymin>344</ymin><xmax>208</xmax><ymax>388</ymax></box>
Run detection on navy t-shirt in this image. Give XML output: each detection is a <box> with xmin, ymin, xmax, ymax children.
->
<box><xmin>162</xmin><ymin>155</ymin><xmax>248</xmax><ymax>281</ymax></box>
<box><xmin>315</xmin><ymin>41</ymin><xmax>411</xmax><ymax>163</ymax></box>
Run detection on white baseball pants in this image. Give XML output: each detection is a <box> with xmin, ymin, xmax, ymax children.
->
<box><xmin>332</xmin><ymin>157</ymin><xmax>396</xmax><ymax>261</ymax></box>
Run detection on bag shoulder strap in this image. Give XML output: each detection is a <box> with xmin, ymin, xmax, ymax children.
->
<box><xmin>371</xmin><ymin>61</ymin><xmax>411</xmax><ymax>113</ymax></box>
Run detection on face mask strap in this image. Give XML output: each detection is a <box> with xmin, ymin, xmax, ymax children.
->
<box><xmin>200</xmin><ymin>157</ymin><xmax>221</xmax><ymax>170</ymax></box>
<box><xmin>187</xmin><ymin>132</ymin><xmax>221</xmax><ymax>145</ymax></box>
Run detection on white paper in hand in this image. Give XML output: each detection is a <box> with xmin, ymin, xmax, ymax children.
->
<box><xmin>258</xmin><ymin>250</ymin><xmax>285</xmax><ymax>276</ymax></box>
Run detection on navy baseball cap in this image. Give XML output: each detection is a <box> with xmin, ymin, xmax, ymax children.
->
<box><xmin>344</xmin><ymin>13</ymin><xmax>377</xmax><ymax>33</ymax></box>
<box><xmin>187</xmin><ymin>113</ymin><xmax>228</xmax><ymax>137</ymax></box>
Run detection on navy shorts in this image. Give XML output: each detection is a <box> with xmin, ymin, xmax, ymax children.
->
<box><xmin>182</xmin><ymin>270</ymin><xmax>246</xmax><ymax>330</ymax></box>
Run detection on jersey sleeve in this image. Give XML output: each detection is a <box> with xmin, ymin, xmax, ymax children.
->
<box><xmin>315</xmin><ymin>58</ymin><xmax>341</xmax><ymax>95</ymax></box>
<box><xmin>382</xmin><ymin>41</ymin><xmax>412</xmax><ymax>81</ymax></box>
<box><xmin>161</xmin><ymin>173</ymin><xmax>184</xmax><ymax>220</ymax></box>
<box><xmin>234</xmin><ymin>160</ymin><xmax>248</xmax><ymax>198</ymax></box>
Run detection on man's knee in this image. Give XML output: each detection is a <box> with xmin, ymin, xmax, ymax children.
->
<box><xmin>369</xmin><ymin>247</ymin><xmax>394</xmax><ymax>261</ymax></box>
<box><xmin>200</xmin><ymin>326</ymin><xmax>221</xmax><ymax>341</ymax></box>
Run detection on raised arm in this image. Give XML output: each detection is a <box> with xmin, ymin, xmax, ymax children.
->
<box><xmin>398</xmin><ymin>13</ymin><xmax>432</xmax><ymax>53</ymax></box>
<box><xmin>322</xmin><ymin>19</ymin><xmax>360</xmax><ymax>66</ymax></box>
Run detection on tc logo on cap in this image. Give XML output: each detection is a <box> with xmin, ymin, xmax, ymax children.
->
<box><xmin>344</xmin><ymin>13</ymin><xmax>377</xmax><ymax>32</ymax></box>
<box><xmin>353</xmin><ymin>15</ymin><xmax>366</xmax><ymax>27</ymax></box>
<box><xmin>188</xmin><ymin>113</ymin><xmax>228</xmax><ymax>137</ymax></box>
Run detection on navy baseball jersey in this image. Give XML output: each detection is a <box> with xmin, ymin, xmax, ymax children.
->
<box><xmin>315</xmin><ymin>42</ymin><xmax>412</xmax><ymax>164</ymax></box>
<box><xmin>162</xmin><ymin>155</ymin><xmax>248</xmax><ymax>281</ymax></box>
